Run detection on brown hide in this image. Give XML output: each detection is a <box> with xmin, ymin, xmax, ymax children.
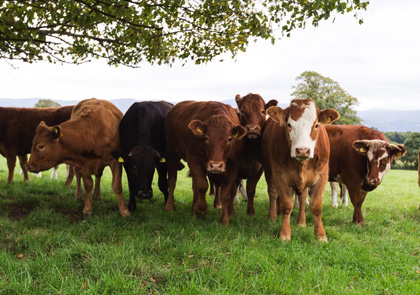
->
<box><xmin>235</xmin><ymin>93</ymin><xmax>278</xmax><ymax>215</ymax></box>
<box><xmin>0</xmin><ymin>105</ymin><xmax>73</xmax><ymax>183</ymax></box>
<box><xmin>27</xmin><ymin>98</ymin><xmax>129</xmax><ymax>217</ymax></box>
<box><xmin>327</xmin><ymin>125</ymin><xmax>406</xmax><ymax>225</ymax></box>
<box><xmin>262</xmin><ymin>99</ymin><xmax>338</xmax><ymax>241</ymax></box>
<box><xmin>164</xmin><ymin>101</ymin><xmax>246</xmax><ymax>225</ymax></box>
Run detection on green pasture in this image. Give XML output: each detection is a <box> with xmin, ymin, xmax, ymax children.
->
<box><xmin>0</xmin><ymin>158</ymin><xmax>419</xmax><ymax>294</ymax></box>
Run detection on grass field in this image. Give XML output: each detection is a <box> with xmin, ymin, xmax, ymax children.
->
<box><xmin>1</xmin><ymin>158</ymin><xmax>420</xmax><ymax>294</ymax></box>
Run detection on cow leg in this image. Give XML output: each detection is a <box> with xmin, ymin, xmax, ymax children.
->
<box><xmin>50</xmin><ymin>165</ymin><xmax>59</xmax><ymax>180</ymax></box>
<box><xmin>6</xmin><ymin>154</ymin><xmax>17</xmax><ymax>183</ymax></box>
<box><xmin>239</xmin><ymin>179</ymin><xmax>248</xmax><ymax>202</ymax></box>
<box><xmin>18</xmin><ymin>155</ymin><xmax>30</xmax><ymax>181</ymax></box>
<box><xmin>330</xmin><ymin>181</ymin><xmax>339</xmax><ymax>208</ymax></box>
<box><xmin>309</xmin><ymin>177</ymin><xmax>328</xmax><ymax>242</ymax></box>
<box><xmin>213</xmin><ymin>185</ymin><xmax>221</xmax><ymax>209</ymax></box>
<box><xmin>82</xmin><ymin>175</ymin><xmax>94</xmax><ymax>215</ymax></box>
<box><xmin>93</xmin><ymin>174</ymin><xmax>102</xmax><ymax>201</ymax></box>
<box><xmin>165</xmin><ymin>155</ymin><xmax>180</xmax><ymax>211</ymax></box>
<box><xmin>278</xmin><ymin>191</ymin><xmax>294</xmax><ymax>241</ymax></box>
<box><xmin>109</xmin><ymin>161</ymin><xmax>130</xmax><ymax>217</ymax></box>
<box><xmin>267</xmin><ymin>181</ymin><xmax>278</xmax><ymax>222</ymax></box>
<box><xmin>219</xmin><ymin>177</ymin><xmax>237</xmax><ymax>225</ymax></box>
<box><xmin>191</xmin><ymin>167</ymin><xmax>208</xmax><ymax>218</ymax></box>
<box><xmin>340</xmin><ymin>183</ymin><xmax>348</xmax><ymax>206</ymax></box>
<box><xmin>348</xmin><ymin>187</ymin><xmax>366</xmax><ymax>226</ymax></box>
<box><xmin>246</xmin><ymin>167</ymin><xmax>263</xmax><ymax>216</ymax></box>
<box><xmin>297</xmin><ymin>188</ymin><xmax>309</xmax><ymax>227</ymax></box>
<box><xmin>156</xmin><ymin>165</ymin><xmax>169</xmax><ymax>203</ymax></box>
<box><xmin>74</xmin><ymin>168</ymin><xmax>83</xmax><ymax>201</ymax></box>
<box><xmin>64</xmin><ymin>165</ymin><xmax>75</xmax><ymax>187</ymax></box>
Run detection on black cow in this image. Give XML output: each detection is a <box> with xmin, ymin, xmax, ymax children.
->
<box><xmin>112</xmin><ymin>101</ymin><xmax>174</xmax><ymax>212</ymax></box>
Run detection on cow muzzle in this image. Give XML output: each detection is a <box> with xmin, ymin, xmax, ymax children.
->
<box><xmin>26</xmin><ymin>163</ymin><xmax>40</xmax><ymax>174</ymax></box>
<box><xmin>365</xmin><ymin>177</ymin><xmax>381</xmax><ymax>186</ymax></box>
<box><xmin>246</xmin><ymin>125</ymin><xmax>261</xmax><ymax>139</ymax></box>
<box><xmin>295</xmin><ymin>147</ymin><xmax>310</xmax><ymax>161</ymax></box>
<box><xmin>207</xmin><ymin>161</ymin><xmax>225</xmax><ymax>174</ymax></box>
<box><xmin>136</xmin><ymin>189</ymin><xmax>153</xmax><ymax>200</ymax></box>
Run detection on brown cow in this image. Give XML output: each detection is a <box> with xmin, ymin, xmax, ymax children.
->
<box><xmin>262</xmin><ymin>98</ymin><xmax>339</xmax><ymax>241</ymax></box>
<box><xmin>27</xmin><ymin>98</ymin><xmax>130</xmax><ymax>217</ymax></box>
<box><xmin>164</xmin><ymin>101</ymin><xmax>246</xmax><ymax>225</ymax></box>
<box><xmin>327</xmin><ymin>125</ymin><xmax>406</xmax><ymax>225</ymax></box>
<box><xmin>0</xmin><ymin>105</ymin><xmax>74</xmax><ymax>183</ymax></box>
<box><xmin>211</xmin><ymin>93</ymin><xmax>277</xmax><ymax>213</ymax></box>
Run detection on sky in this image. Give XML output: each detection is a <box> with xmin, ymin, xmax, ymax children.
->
<box><xmin>1</xmin><ymin>0</ymin><xmax>420</xmax><ymax>111</ymax></box>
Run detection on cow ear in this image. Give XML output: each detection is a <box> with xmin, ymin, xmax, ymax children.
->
<box><xmin>231</xmin><ymin>125</ymin><xmax>246</xmax><ymax>140</ymax></box>
<box><xmin>50</xmin><ymin>126</ymin><xmax>62</xmax><ymax>139</ymax></box>
<box><xmin>111</xmin><ymin>150</ymin><xmax>127</xmax><ymax>163</ymax></box>
<box><xmin>267</xmin><ymin>106</ymin><xmax>285</xmax><ymax>125</ymax></box>
<box><xmin>235</xmin><ymin>94</ymin><xmax>243</xmax><ymax>105</ymax></box>
<box><xmin>265</xmin><ymin>99</ymin><xmax>278</xmax><ymax>110</ymax></box>
<box><xmin>318</xmin><ymin>109</ymin><xmax>340</xmax><ymax>125</ymax></box>
<box><xmin>188</xmin><ymin>120</ymin><xmax>206</xmax><ymax>137</ymax></box>
<box><xmin>353</xmin><ymin>140</ymin><xmax>369</xmax><ymax>156</ymax></box>
<box><xmin>389</xmin><ymin>144</ymin><xmax>407</xmax><ymax>159</ymax></box>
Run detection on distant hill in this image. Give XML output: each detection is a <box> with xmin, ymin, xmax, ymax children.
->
<box><xmin>1</xmin><ymin>98</ymin><xmax>420</xmax><ymax>132</ymax></box>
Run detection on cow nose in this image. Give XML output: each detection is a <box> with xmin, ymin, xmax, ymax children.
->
<box><xmin>26</xmin><ymin>163</ymin><xmax>38</xmax><ymax>173</ymax></box>
<box><xmin>208</xmin><ymin>161</ymin><xmax>225</xmax><ymax>173</ymax></box>
<box><xmin>137</xmin><ymin>189</ymin><xmax>153</xmax><ymax>200</ymax></box>
<box><xmin>246</xmin><ymin>125</ymin><xmax>261</xmax><ymax>135</ymax></box>
<box><xmin>366</xmin><ymin>177</ymin><xmax>380</xmax><ymax>186</ymax></box>
<box><xmin>295</xmin><ymin>147</ymin><xmax>310</xmax><ymax>158</ymax></box>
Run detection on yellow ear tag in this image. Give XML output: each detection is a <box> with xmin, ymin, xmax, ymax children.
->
<box><xmin>196</xmin><ymin>127</ymin><xmax>203</xmax><ymax>133</ymax></box>
<box><xmin>60</xmin><ymin>133</ymin><xmax>64</xmax><ymax>137</ymax></box>
<box><xmin>232</xmin><ymin>133</ymin><xmax>238</xmax><ymax>139</ymax></box>
<box><xmin>160</xmin><ymin>157</ymin><xmax>166</xmax><ymax>163</ymax></box>
<box><xmin>118</xmin><ymin>157</ymin><xmax>124</xmax><ymax>163</ymax></box>
<box><xmin>359</xmin><ymin>147</ymin><xmax>366</xmax><ymax>153</ymax></box>
<box><xmin>327</xmin><ymin>117</ymin><xmax>331</xmax><ymax>124</ymax></box>
<box><xmin>397</xmin><ymin>152</ymin><xmax>402</xmax><ymax>157</ymax></box>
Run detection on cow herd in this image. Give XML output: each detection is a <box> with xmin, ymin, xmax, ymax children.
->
<box><xmin>0</xmin><ymin>95</ymin><xmax>411</xmax><ymax>242</ymax></box>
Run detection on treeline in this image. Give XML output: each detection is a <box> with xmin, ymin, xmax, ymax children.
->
<box><xmin>385</xmin><ymin>131</ymin><xmax>420</xmax><ymax>170</ymax></box>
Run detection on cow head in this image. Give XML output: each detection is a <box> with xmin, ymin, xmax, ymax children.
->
<box><xmin>353</xmin><ymin>139</ymin><xmax>406</xmax><ymax>187</ymax></box>
<box><xmin>27</xmin><ymin>121</ymin><xmax>64</xmax><ymax>173</ymax></box>
<box><xmin>189</xmin><ymin>115</ymin><xmax>246</xmax><ymax>174</ymax></box>
<box><xmin>267</xmin><ymin>99</ymin><xmax>339</xmax><ymax>161</ymax></box>
<box><xmin>112</xmin><ymin>145</ymin><xmax>164</xmax><ymax>200</ymax></box>
<box><xmin>235</xmin><ymin>93</ymin><xmax>278</xmax><ymax>139</ymax></box>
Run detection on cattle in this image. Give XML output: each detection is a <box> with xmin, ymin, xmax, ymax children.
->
<box><xmin>262</xmin><ymin>98</ymin><xmax>339</xmax><ymax>241</ymax></box>
<box><xmin>0</xmin><ymin>105</ymin><xmax>74</xmax><ymax>183</ymax></box>
<box><xmin>164</xmin><ymin>101</ymin><xmax>246</xmax><ymax>225</ymax></box>
<box><xmin>235</xmin><ymin>93</ymin><xmax>277</xmax><ymax>215</ymax></box>
<box><xmin>27</xmin><ymin>98</ymin><xmax>130</xmax><ymax>217</ymax></box>
<box><xmin>418</xmin><ymin>148</ymin><xmax>420</xmax><ymax>209</ymax></box>
<box><xmin>327</xmin><ymin>125</ymin><xmax>406</xmax><ymax>225</ymax></box>
<box><xmin>330</xmin><ymin>182</ymin><xmax>348</xmax><ymax>208</ymax></box>
<box><xmin>111</xmin><ymin>101</ymin><xmax>175</xmax><ymax>212</ymax></box>
<box><xmin>210</xmin><ymin>93</ymin><xmax>277</xmax><ymax>212</ymax></box>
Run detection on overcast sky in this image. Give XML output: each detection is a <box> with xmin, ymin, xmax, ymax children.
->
<box><xmin>1</xmin><ymin>0</ymin><xmax>419</xmax><ymax>111</ymax></box>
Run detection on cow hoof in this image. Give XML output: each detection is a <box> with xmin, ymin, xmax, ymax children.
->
<box><xmin>83</xmin><ymin>210</ymin><xmax>93</xmax><ymax>216</ymax></box>
<box><xmin>317</xmin><ymin>236</ymin><xmax>328</xmax><ymax>243</ymax></box>
<box><xmin>120</xmin><ymin>209</ymin><xmax>131</xmax><ymax>217</ymax></box>
<box><xmin>331</xmin><ymin>204</ymin><xmax>338</xmax><ymax>208</ymax></box>
<box><xmin>213</xmin><ymin>204</ymin><xmax>222</xmax><ymax>210</ymax></box>
<box><xmin>297</xmin><ymin>223</ymin><xmax>306</xmax><ymax>228</ymax></box>
<box><xmin>280</xmin><ymin>234</ymin><xmax>291</xmax><ymax>242</ymax></box>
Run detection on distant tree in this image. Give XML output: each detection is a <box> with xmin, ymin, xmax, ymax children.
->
<box><xmin>401</xmin><ymin>133</ymin><xmax>420</xmax><ymax>169</ymax></box>
<box><xmin>0</xmin><ymin>1</ymin><xmax>369</xmax><ymax>66</ymax></box>
<box><xmin>291</xmin><ymin>71</ymin><xmax>361</xmax><ymax>125</ymax></box>
<box><xmin>35</xmin><ymin>99</ymin><xmax>61</xmax><ymax>108</ymax></box>
<box><xmin>384</xmin><ymin>132</ymin><xmax>411</xmax><ymax>144</ymax></box>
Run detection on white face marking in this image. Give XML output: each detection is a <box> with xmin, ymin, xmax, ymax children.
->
<box><xmin>288</xmin><ymin>102</ymin><xmax>317</xmax><ymax>158</ymax></box>
<box><xmin>364</xmin><ymin>140</ymin><xmax>392</xmax><ymax>183</ymax></box>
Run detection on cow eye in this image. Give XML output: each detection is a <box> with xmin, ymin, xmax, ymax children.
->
<box><xmin>315</xmin><ymin>123</ymin><xmax>319</xmax><ymax>129</ymax></box>
<box><xmin>37</xmin><ymin>144</ymin><xmax>44</xmax><ymax>151</ymax></box>
<box><xmin>262</xmin><ymin>110</ymin><xmax>266</xmax><ymax>115</ymax></box>
<box><xmin>228</xmin><ymin>137</ymin><xmax>233</xmax><ymax>142</ymax></box>
<box><xmin>287</xmin><ymin>123</ymin><xmax>292</xmax><ymax>128</ymax></box>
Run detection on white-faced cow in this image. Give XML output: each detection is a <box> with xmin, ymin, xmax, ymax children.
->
<box><xmin>164</xmin><ymin>101</ymin><xmax>246</xmax><ymax>225</ymax></box>
<box><xmin>326</xmin><ymin>125</ymin><xmax>406</xmax><ymax>225</ymax></box>
<box><xmin>112</xmin><ymin>101</ymin><xmax>178</xmax><ymax>212</ymax></box>
<box><xmin>262</xmin><ymin>98</ymin><xmax>339</xmax><ymax>241</ymax></box>
<box><xmin>27</xmin><ymin>98</ymin><xmax>130</xmax><ymax>217</ymax></box>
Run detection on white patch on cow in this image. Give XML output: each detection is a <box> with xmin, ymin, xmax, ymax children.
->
<box><xmin>50</xmin><ymin>166</ymin><xmax>58</xmax><ymax>179</ymax></box>
<box><xmin>365</xmin><ymin>140</ymin><xmax>392</xmax><ymax>183</ymax></box>
<box><xmin>288</xmin><ymin>102</ymin><xmax>317</xmax><ymax>158</ymax></box>
<box><xmin>330</xmin><ymin>181</ymin><xmax>339</xmax><ymax>208</ymax></box>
